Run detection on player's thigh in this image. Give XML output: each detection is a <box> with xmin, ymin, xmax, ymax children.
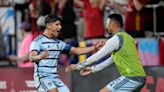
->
<box><xmin>48</xmin><ymin>88</ymin><xmax>58</xmax><ymax>92</ymax></box>
<box><xmin>106</xmin><ymin>76</ymin><xmax>144</xmax><ymax>92</ymax></box>
<box><xmin>99</xmin><ymin>86</ymin><xmax>111</xmax><ymax>92</ymax></box>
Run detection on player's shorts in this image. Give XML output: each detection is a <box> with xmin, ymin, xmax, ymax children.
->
<box><xmin>106</xmin><ymin>76</ymin><xmax>145</xmax><ymax>92</ymax></box>
<box><xmin>34</xmin><ymin>73</ymin><xmax>70</xmax><ymax>92</ymax></box>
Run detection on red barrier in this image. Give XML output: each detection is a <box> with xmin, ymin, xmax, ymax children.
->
<box><xmin>0</xmin><ymin>66</ymin><xmax>71</xmax><ymax>92</ymax></box>
<box><xmin>141</xmin><ymin>76</ymin><xmax>164</xmax><ymax>92</ymax></box>
<box><xmin>0</xmin><ymin>67</ymin><xmax>36</xmax><ymax>92</ymax></box>
<box><xmin>159</xmin><ymin>38</ymin><xmax>164</xmax><ymax>65</ymax></box>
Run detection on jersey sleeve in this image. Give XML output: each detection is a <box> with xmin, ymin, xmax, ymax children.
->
<box><xmin>30</xmin><ymin>40</ymin><xmax>41</xmax><ymax>52</ymax></box>
<box><xmin>60</xmin><ymin>41</ymin><xmax>72</xmax><ymax>54</ymax></box>
<box><xmin>91</xmin><ymin>56</ymin><xmax>114</xmax><ymax>73</ymax></box>
<box><xmin>76</xmin><ymin>35</ymin><xmax>120</xmax><ymax>70</ymax></box>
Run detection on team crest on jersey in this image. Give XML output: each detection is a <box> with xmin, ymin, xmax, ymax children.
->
<box><xmin>48</xmin><ymin>82</ymin><xmax>52</xmax><ymax>86</ymax></box>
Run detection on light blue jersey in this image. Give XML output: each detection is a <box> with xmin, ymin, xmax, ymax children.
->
<box><xmin>30</xmin><ymin>34</ymin><xmax>71</xmax><ymax>92</ymax></box>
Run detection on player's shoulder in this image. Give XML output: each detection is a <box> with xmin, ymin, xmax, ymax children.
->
<box><xmin>109</xmin><ymin>34</ymin><xmax>119</xmax><ymax>40</ymax></box>
<box><xmin>33</xmin><ymin>35</ymin><xmax>44</xmax><ymax>42</ymax></box>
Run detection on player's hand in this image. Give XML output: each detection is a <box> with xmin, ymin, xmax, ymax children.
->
<box><xmin>7</xmin><ymin>55</ymin><xmax>17</xmax><ymax>61</ymax></box>
<box><xmin>40</xmin><ymin>50</ymin><xmax>49</xmax><ymax>59</ymax></box>
<box><xmin>95</xmin><ymin>39</ymin><xmax>106</xmax><ymax>50</ymax></box>
<box><xmin>80</xmin><ymin>67</ymin><xmax>92</xmax><ymax>76</ymax></box>
<box><xmin>65</xmin><ymin>64</ymin><xmax>77</xmax><ymax>72</ymax></box>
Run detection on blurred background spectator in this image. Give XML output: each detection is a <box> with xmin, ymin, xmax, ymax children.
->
<box><xmin>29</xmin><ymin>0</ymin><xmax>51</xmax><ymax>39</ymax></box>
<box><xmin>75</xmin><ymin>0</ymin><xmax>105</xmax><ymax>39</ymax></box>
<box><xmin>55</xmin><ymin>0</ymin><xmax>77</xmax><ymax>41</ymax></box>
<box><xmin>0</xmin><ymin>21</ymin><xmax>5</xmax><ymax>60</ymax></box>
<box><xmin>55</xmin><ymin>0</ymin><xmax>78</xmax><ymax>64</ymax></box>
<box><xmin>124</xmin><ymin>0</ymin><xmax>164</xmax><ymax>38</ymax></box>
<box><xmin>0</xmin><ymin>1</ymin><xmax>16</xmax><ymax>62</ymax></box>
<box><xmin>7</xmin><ymin>22</ymin><xmax>33</xmax><ymax>67</ymax></box>
<box><xmin>154</xmin><ymin>0</ymin><xmax>164</xmax><ymax>34</ymax></box>
<box><xmin>13</xmin><ymin>0</ymin><xmax>30</xmax><ymax>22</ymax></box>
<box><xmin>125</xmin><ymin>0</ymin><xmax>153</xmax><ymax>37</ymax></box>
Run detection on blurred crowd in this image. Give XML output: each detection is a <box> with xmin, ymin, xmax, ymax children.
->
<box><xmin>0</xmin><ymin>0</ymin><xmax>164</xmax><ymax>67</ymax></box>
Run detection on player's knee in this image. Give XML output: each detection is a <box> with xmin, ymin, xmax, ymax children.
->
<box><xmin>48</xmin><ymin>88</ymin><xmax>58</xmax><ymax>92</ymax></box>
<box><xmin>99</xmin><ymin>87</ymin><xmax>111</xmax><ymax>92</ymax></box>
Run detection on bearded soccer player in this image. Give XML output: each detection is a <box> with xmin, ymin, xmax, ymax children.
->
<box><xmin>66</xmin><ymin>13</ymin><xmax>146</xmax><ymax>92</ymax></box>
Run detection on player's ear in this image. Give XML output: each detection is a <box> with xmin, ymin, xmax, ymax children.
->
<box><xmin>46</xmin><ymin>23</ymin><xmax>52</xmax><ymax>30</ymax></box>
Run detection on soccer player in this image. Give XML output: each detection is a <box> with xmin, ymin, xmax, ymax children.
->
<box><xmin>66</xmin><ymin>13</ymin><xmax>146</xmax><ymax>92</ymax></box>
<box><xmin>29</xmin><ymin>15</ymin><xmax>102</xmax><ymax>92</ymax></box>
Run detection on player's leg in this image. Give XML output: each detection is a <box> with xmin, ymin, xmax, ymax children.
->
<box><xmin>57</xmin><ymin>84</ymin><xmax>70</xmax><ymax>92</ymax></box>
<box><xmin>48</xmin><ymin>88</ymin><xmax>58</xmax><ymax>92</ymax></box>
<box><xmin>34</xmin><ymin>73</ymin><xmax>47</xmax><ymax>92</ymax></box>
<box><xmin>133</xmin><ymin>83</ymin><xmax>145</xmax><ymax>92</ymax></box>
<box><xmin>121</xmin><ymin>78</ymin><xmax>145</xmax><ymax>92</ymax></box>
<box><xmin>105</xmin><ymin>76</ymin><xmax>145</xmax><ymax>92</ymax></box>
<box><xmin>55</xmin><ymin>79</ymin><xmax>70</xmax><ymax>92</ymax></box>
<box><xmin>105</xmin><ymin>76</ymin><xmax>130</xmax><ymax>92</ymax></box>
<box><xmin>99</xmin><ymin>86</ymin><xmax>111</xmax><ymax>92</ymax></box>
<box><xmin>40</xmin><ymin>78</ymin><xmax>70</xmax><ymax>92</ymax></box>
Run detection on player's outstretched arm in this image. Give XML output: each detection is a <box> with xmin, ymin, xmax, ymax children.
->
<box><xmin>70</xmin><ymin>40</ymin><xmax>105</xmax><ymax>55</ymax></box>
<box><xmin>91</xmin><ymin>56</ymin><xmax>114</xmax><ymax>73</ymax></box>
<box><xmin>65</xmin><ymin>60</ymin><xmax>93</xmax><ymax>72</ymax></box>
<box><xmin>80</xmin><ymin>56</ymin><xmax>114</xmax><ymax>76</ymax></box>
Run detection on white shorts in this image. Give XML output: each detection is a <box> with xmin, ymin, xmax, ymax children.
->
<box><xmin>106</xmin><ymin>76</ymin><xmax>144</xmax><ymax>92</ymax></box>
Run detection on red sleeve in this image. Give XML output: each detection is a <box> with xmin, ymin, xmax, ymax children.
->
<box><xmin>83</xmin><ymin>0</ymin><xmax>90</xmax><ymax>9</ymax></box>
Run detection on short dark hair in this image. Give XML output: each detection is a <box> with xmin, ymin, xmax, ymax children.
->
<box><xmin>45</xmin><ymin>15</ymin><xmax>61</xmax><ymax>24</ymax></box>
<box><xmin>108</xmin><ymin>14</ymin><xmax>123</xmax><ymax>27</ymax></box>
